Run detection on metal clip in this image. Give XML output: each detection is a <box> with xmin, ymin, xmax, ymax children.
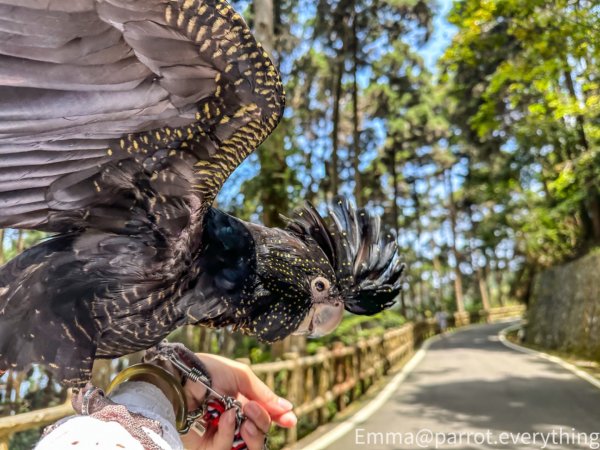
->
<box><xmin>165</xmin><ymin>352</ymin><xmax>245</xmax><ymax>432</ymax></box>
<box><xmin>181</xmin><ymin>405</ymin><xmax>206</xmax><ymax>434</ymax></box>
<box><xmin>222</xmin><ymin>396</ymin><xmax>245</xmax><ymax>427</ymax></box>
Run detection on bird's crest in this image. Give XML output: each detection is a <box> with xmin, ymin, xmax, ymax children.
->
<box><xmin>285</xmin><ymin>197</ymin><xmax>405</xmax><ymax>315</ymax></box>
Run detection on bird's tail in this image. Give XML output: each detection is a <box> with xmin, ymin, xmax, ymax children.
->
<box><xmin>0</xmin><ymin>234</ymin><xmax>99</xmax><ymax>386</ymax></box>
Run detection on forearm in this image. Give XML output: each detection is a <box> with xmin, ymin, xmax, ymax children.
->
<box><xmin>36</xmin><ymin>381</ymin><xmax>183</xmax><ymax>450</ymax></box>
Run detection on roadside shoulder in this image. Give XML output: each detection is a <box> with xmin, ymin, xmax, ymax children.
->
<box><xmin>499</xmin><ymin>324</ymin><xmax>600</xmax><ymax>391</ymax></box>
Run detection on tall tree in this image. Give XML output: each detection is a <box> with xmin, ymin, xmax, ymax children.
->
<box><xmin>253</xmin><ymin>0</ymin><xmax>291</xmax><ymax>227</ymax></box>
<box><xmin>444</xmin><ymin>167</ymin><xmax>465</xmax><ymax>313</ymax></box>
<box><xmin>442</xmin><ymin>0</ymin><xmax>600</xmax><ymax>268</ymax></box>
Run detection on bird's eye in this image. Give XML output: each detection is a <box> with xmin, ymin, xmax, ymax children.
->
<box><xmin>311</xmin><ymin>277</ymin><xmax>330</xmax><ymax>293</ymax></box>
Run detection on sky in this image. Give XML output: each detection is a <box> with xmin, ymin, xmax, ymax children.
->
<box><xmin>419</xmin><ymin>0</ymin><xmax>457</xmax><ymax>71</ymax></box>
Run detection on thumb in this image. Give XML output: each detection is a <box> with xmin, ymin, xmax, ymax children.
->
<box><xmin>236</xmin><ymin>367</ymin><xmax>297</xmax><ymax>426</ymax></box>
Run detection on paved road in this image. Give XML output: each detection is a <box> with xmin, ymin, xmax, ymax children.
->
<box><xmin>323</xmin><ymin>322</ymin><xmax>600</xmax><ymax>450</ymax></box>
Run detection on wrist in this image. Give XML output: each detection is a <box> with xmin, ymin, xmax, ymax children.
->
<box><xmin>106</xmin><ymin>381</ymin><xmax>184</xmax><ymax>450</ymax></box>
<box><xmin>107</xmin><ymin>363</ymin><xmax>188</xmax><ymax>432</ymax></box>
<box><xmin>129</xmin><ymin>373</ymin><xmax>180</xmax><ymax>415</ymax></box>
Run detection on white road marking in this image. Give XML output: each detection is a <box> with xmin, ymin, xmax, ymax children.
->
<box><xmin>298</xmin><ymin>334</ymin><xmax>442</xmax><ymax>450</ymax></box>
<box><xmin>499</xmin><ymin>323</ymin><xmax>600</xmax><ymax>391</ymax></box>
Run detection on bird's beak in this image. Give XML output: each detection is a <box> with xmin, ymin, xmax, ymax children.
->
<box><xmin>294</xmin><ymin>299</ymin><xmax>344</xmax><ymax>338</ymax></box>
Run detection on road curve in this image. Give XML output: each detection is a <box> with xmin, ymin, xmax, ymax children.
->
<box><xmin>318</xmin><ymin>322</ymin><xmax>600</xmax><ymax>450</ymax></box>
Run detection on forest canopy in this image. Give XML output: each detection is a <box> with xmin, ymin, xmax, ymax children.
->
<box><xmin>0</xmin><ymin>0</ymin><xmax>598</xmax><ymax>336</ymax></box>
<box><xmin>210</xmin><ymin>0</ymin><xmax>599</xmax><ymax>316</ymax></box>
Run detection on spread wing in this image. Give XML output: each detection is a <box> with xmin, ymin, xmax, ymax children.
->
<box><xmin>0</xmin><ymin>0</ymin><xmax>284</xmax><ymax>232</ymax></box>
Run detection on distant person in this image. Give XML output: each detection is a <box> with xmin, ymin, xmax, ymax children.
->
<box><xmin>435</xmin><ymin>309</ymin><xmax>449</xmax><ymax>335</ymax></box>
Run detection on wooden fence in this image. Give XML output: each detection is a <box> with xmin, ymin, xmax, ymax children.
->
<box><xmin>0</xmin><ymin>305</ymin><xmax>525</xmax><ymax>449</ymax></box>
<box><xmin>483</xmin><ymin>304</ymin><xmax>526</xmax><ymax>322</ymax></box>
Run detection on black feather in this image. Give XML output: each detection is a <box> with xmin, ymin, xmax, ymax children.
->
<box><xmin>285</xmin><ymin>196</ymin><xmax>405</xmax><ymax>315</ymax></box>
<box><xmin>0</xmin><ymin>234</ymin><xmax>100</xmax><ymax>384</ymax></box>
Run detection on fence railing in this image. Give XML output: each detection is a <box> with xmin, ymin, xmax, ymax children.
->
<box><xmin>251</xmin><ymin>320</ymin><xmax>436</xmax><ymax>445</ymax></box>
<box><xmin>483</xmin><ymin>304</ymin><xmax>526</xmax><ymax>322</ymax></box>
<box><xmin>0</xmin><ymin>305</ymin><xmax>526</xmax><ymax>448</ymax></box>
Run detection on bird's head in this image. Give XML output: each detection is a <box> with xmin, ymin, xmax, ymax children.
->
<box><xmin>239</xmin><ymin>197</ymin><xmax>404</xmax><ymax>342</ymax></box>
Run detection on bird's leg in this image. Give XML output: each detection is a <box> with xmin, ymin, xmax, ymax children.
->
<box><xmin>143</xmin><ymin>341</ymin><xmax>212</xmax><ymax>387</ymax></box>
<box><xmin>68</xmin><ymin>383</ymin><xmax>164</xmax><ymax>450</ymax></box>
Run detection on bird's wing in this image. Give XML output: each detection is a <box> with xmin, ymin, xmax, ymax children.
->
<box><xmin>0</xmin><ymin>0</ymin><xmax>284</xmax><ymax>232</ymax></box>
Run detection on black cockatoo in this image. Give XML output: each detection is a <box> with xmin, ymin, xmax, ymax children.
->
<box><xmin>0</xmin><ymin>0</ymin><xmax>404</xmax><ymax>386</ymax></box>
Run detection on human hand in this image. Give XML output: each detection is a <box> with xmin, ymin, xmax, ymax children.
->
<box><xmin>181</xmin><ymin>353</ymin><xmax>297</xmax><ymax>450</ymax></box>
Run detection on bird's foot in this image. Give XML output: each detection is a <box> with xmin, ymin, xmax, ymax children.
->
<box><xmin>143</xmin><ymin>340</ymin><xmax>212</xmax><ymax>388</ymax></box>
<box><xmin>71</xmin><ymin>383</ymin><xmax>109</xmax><ymax>415</ymax></box>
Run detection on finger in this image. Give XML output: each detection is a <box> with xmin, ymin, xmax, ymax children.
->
<box><xmin>211</xmin><ymin>409</ymin><xmax>237</xmax><ymax>450</ymax></box>
<box><xmin>243</xmin><ymin>401</ymin><xmax>271</xmax><ymax>434</ymax></box>
<box><xmin>235</xmin><ymin>366</ymin><xmax>295</xmax><ymax>417</ymax></box>
<box><xmin>240</xmin><ymin>402</ymin><xmax>270</xmax><ymax>450</ymax></box>
<box><xmin>241</xmin><ymin>419</ymin><xmax>267</xmax><ymax>450</ymax></box>
<box><xmin>241</xmin><ymin>400</ymin><xmax>296</xmax><ymax>429</ymax></box>
<box><xmin>271</xmin><ymin>410</ymin><xmax>297</xmax><ymax>428</ymax></box>
<box><xmin>236</xmin><ymin>393</ymin><xmax>249</xmax><ymax>406</ymax></box>
<box><xmin>183</xmin><ymin>381</ymin><xmax>209</xmax><ymax>411</ymax></box>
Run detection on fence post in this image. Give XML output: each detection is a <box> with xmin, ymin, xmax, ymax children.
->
<box><xmin>283</xmin><ymin>352</ymin><xmax>300</xmax><ymax>445</ymax></box>
<box><xmin>350</xmin><ymin>343</ymin><xmax>359</xmax><ymax>402</ymax></box>
<box><xmin>454</xmin><ymin>311</ymin><xmax>471</xmax><ymax>327</ymax></box>
<box><xmin>357</xmin><ymin>341</ymin><xmax>366</xmax><ymax>392</ymax></box>
<box><xmin>332</xmin><ymin>342</ymin><xmax>346</xmax><ymax>412</ymax></box>
<box><xmin>317</xmin><ymin>347</ymin><xmax>330</xmax><ymax>425</ymax></box>
<box><xmin>479</xmin><ymin>309</ymin><xmax>491</xmax><ymax>323</ymax></box>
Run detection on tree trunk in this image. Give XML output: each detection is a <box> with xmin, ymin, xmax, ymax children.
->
<box><xmin>410</xmin><ymin>181</ymin><xmax>425</xmax><ymax>313</ymax></box>
<box><xmin>486</xmin><ymin>251</ymin><xmax>504</xmax><ymax>306</ymax></box>
<box><xmin>399</xmin><ymin>287</ymin><xmax>407</xmax><ymax>318</ymax></box>
<box><xmin>495</xmin><ymin>266</ymin><xmax>504</xmax><ymax>306</ymax></box>
<box><xmin>16</xmin><ymin>230</ymin><xmax>25</xmax><ymax>253</ymax></box>
<box><xmin>408</xmin><ymin>279</ymin><xmax>419</xmax><ymax>318</ymax></box>
<box><xmin>563</xmin><ymin>69</ymin><xmax>589</xmax><ymax>153</ymax></box>
<box><xmin>198</xmin><ymin>327</ymin><xmax>214</xmax><ymax>353</ymax></box>
<box><xmin>467</xmin><ymin>210</ymin><xmax>490</xmax><ymax>312</ymax></box>
<box><xmin>351</xmin><ymin>14</ymin><xmax>362</xmax><ymax>205</ymax></box>
<box><xmin>254</xmin><ymin>0</ymin><xmax>275</xmax><ymax>56</ymax></box>
<box><xmin>222</xmin><ymin>331</ymin><xmax>237</xmax><ymax>358</ymax></box>
<box><xmin>330</xmin><ymin>58</ymin><xmax>343</xmax><ymax>197</ymax></box>
<box><xmin>254</xmin><ymin>0</ymin><xmax>288</xmax><ymax>228</ymax></box>
<box><xmin>390</xmin><ymin>150</ymin><xmax>399</xmax><ymax>232</ymax></box>
<box><xmin>432</xmin><ymin>254</ymin><xmax>444</xmax><ymax>309</ymax></box>
<box><xmin>259</xmin><ymin>130</ymin><xmax>288</xmax><ymax>227</ymax></box>
<box><xmin>482</xmin><ymin>261</ymin><xmax>495</xmax><ymax>306</ymax></box>
<box><xmin>0</xmin><ymin>229</ymin><xmax>4</xmax><ymax>265</ymax></box>
<box><xmin>477</xmin><ymin>267</ymin><xmax>491</xmax><ymax>311</ymax></box>
<box><xmin>444</xmin><ymin>169</ymin><xmax>465</xmax><ymax>313</ymax></box>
